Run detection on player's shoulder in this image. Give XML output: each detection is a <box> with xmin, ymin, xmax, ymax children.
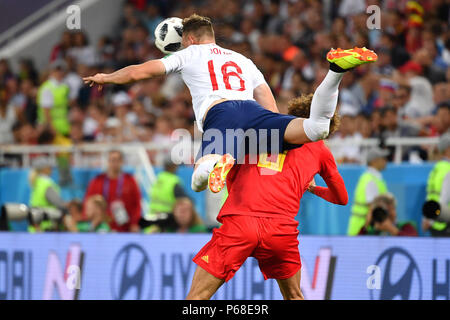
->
<box><xmin>215</xmin><ymin>44</ymin><xmax>252</xmax><ymax>60</ymax></box>
<box><xmin>302</xmin><ymin>140</ymin><xmax>334</xmax><ymax>158</ymax></box>
<box><xmin>301</xmin><ymin>140</ymin><xmax>326</xmax><ymax>151</ymax></box>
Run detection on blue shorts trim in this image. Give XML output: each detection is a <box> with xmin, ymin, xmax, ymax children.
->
<box><xmin>197</xmin><ymin>100</ymin><xmax>298</xmax><ymax>162</ymax></box>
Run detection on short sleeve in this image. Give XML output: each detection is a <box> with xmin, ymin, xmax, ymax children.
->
<box><xmin>440</xmin><ymin>172</ymin><xmax>450</xmax><ymax>207</ymax></box>
<box><xmin>249</xmin><ymin>59</ymin><xmax>267</xmax><ymax>89</ymax></box>
<box><xmin>159</xmin><ymin>47</ymin><xmax>191</xmax><ymax>74</ymax></box>
<box><xmin>319</xmin><ymin>143</ymin><xmax>339</xmax><ymax>179</ymax></box>
<box><xmin>365</xmin><ymin>181</ymin><xmax>380</xmax><ymax>203</ymax></box>
<box><xmin>39</xmin><ymin>88</ymin><xmax>54</xmax><ymax>108</ymax></box>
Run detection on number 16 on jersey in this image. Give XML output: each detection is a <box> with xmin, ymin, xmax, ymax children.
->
<box><xmin>208</xmin><ymin>60</ymin><xmax>246</xmax><ymax>91</ymax></box>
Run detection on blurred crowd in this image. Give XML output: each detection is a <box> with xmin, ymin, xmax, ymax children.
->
<box><xmin>0</xmin><ymin>0</ymin><xmax>449</xmax><ymax>166</ymax></box>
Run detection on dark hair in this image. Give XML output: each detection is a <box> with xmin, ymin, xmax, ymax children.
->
<box><xmin>437</xmin><ymin>101</ymin><xmax>450</xmax><ymax>111</ymax></box>
<box><xmin>380</xmin><ymin>106</ymin><xmax>397</xmax><ymax>116</ymax></box>
<box><xmin>182</xmin><ymin>14</ymin><xmax>214</xmax><ymax>39</ymax></box>
<box><xmin>68</xmin><ymin>199</ymin><xmax>83</xmax><ymax>212</ymax></box>
<box><xmin>397</xmin><ymin>84</ymin><xmax>412</xmax><ymax>94</ymax></box>
<box><xmin>287</xmin><ymin>93</ymin><xmax>340</xmax><ymax>136</ymax></box>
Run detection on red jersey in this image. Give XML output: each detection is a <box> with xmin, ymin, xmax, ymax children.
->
<box><xmin>83</xmin><ymin>173</ymin><xmax>141</xmax><ymax>232</ymax></box>
<box><xmin>218</xmin><ymin>140</ymin><xmax>348</xmax><ymax>221</ymax></box>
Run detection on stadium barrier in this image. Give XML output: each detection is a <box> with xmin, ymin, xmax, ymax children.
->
<box><xmin>0</xmin><ymin>232</ymin><xmax>448</xmax><ymax>300</ymax></box>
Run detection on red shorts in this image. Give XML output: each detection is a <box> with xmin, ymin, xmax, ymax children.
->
<box><xmin>193</xmin><ymin>215</ymin><xmax>301</xmax><ymax>282</ymax></box>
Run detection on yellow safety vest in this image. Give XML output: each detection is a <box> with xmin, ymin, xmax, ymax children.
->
<box><xmin>37</xmin><ymin>79</ymin><xmax>70</xmax><ymax>136</ymax></box>
<box><xmin>348</xmin><ymin>171</ymin><xmax>387</xmax><ymax>235</ymax></box>
<box><xmin>149</xmin><ymin>171</ymin><xmax>181</xmax><ymax>215</ymax></box>
<box><xmin>426</xmin><ymin>160</ymin><xmax>450</xmax><ymax>231</ymax></box>
<box><xmin>29</xmin><ymin>175</ymin><xmax>60</xmax><ymax>232</ymax></box>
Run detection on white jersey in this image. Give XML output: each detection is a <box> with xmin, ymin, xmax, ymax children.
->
<box><xmin>160</xmin><ymin>43</ymin><xmax>267</xmax><ymax>131</ymax></box>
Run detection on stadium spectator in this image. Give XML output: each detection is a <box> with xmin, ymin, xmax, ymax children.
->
<box><xmin>148</xmin><ymin>156</ymin><xmax>187</xmax><ymax>216</ymax></box>
<box><xmin>166</xmin><ymin>197</ymin><xmax>208</xmax><ymax>233</ymax></box>
<box><xmin>63</xmin><ymin>199</ymin><xmax>84</xmax><ymax>232</ymax></box>
<box><xmin>379</xmin><ymin>106</ymin><xmax>424</xmax><ymax>161</ymax></box>
<box><xmin>423</xmin><ymin>133</ymin><xmax>450</xmax><ymax>237</ymax></box>
<box><xmin>431</xmin><ymin>102</ymin><xmax>450</xmax><ymax>136</ymax></box>
<box><xmin>355</xmin><ymin>113</ymin><xmax>373</xmax><ymax>138</ymax></box>
<box><xmin>329</xmin><ymin>109</ymin><xmax>363</xmax><ymax>164</ymax></box>
<box><xmin>0</xmin><ymin>87</ymin><xmax>17</xmax><ymax>145</ymax></box>
<box><xmin>49</xmin><ymin>31</ymin><xmax>73</xmax><ymax>62</ymax></box>
<box><xmin>65</xmin><ymin>196</ymin><xmax>110</xmax><ymax>233</ymax></box>
<box><xmin>393</xmin><ymin>62</ymin><xmax>434</xmax><ymax>119</ymax></box>
<box><xmin>359</xmin><ymin>193</ymin><xmax>418</xmax><ymax>236</ymax></box>
<box><xmin>83</xmin><ymin>150</ymin><xmax>141</xmax><ymax>232</ymax></box>
<box><xmin>36</xmin><ymin>59</ymin><xmax>71</xmax><ymax>137</ymax></box>
<box><xmin>18</xmin><ymin>78</ymin><xmax>38</xmax><ymax>126</ymax></box>
<box><xmin>348</xmin><ymin>147</ymin><xmax>390</xmax><ymax>235</ymax></box>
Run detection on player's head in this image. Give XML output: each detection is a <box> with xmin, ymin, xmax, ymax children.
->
<box><xmin>182</xmin><ymin>14</ymin><xmax>215</xmax><ymax>47</ymax></box>
<box><xmin>287</xmin><ymin>93</ymin><xmax>340</xmax><ymax>137</ymax></box>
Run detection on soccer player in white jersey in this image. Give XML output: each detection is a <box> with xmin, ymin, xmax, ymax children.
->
<box><xmin>83</xmin><ymin>14</ymin><xmax>377</xmax><ymax>193</ymax></box>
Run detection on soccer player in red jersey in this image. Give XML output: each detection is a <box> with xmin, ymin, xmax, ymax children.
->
<box><xmin>186</xmin><ymin>94</ymin><xmax>348</xmax><ymax>300</ymax></box>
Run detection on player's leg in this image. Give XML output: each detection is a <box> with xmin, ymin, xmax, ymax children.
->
<box><xmin>284</xmin><ymin>47</ymin><xmax>378</xmax><ymax>144</ymax></box>
<box><xmin>254</xmin><ymin>217</ymin><xmax>303</xmax><ymax>299</ymax></box>
<box><xmin>189</xmin><ymin>215</ymin><xmax>259</xmax><ymax>299</ymax></box>
<box><xmin>186</xmin><ymin>265</ymin><xmax>225</xmax><ymax>300</ymax></box>
<box><xmin>191</xmin><ymin>101</ymin><xmax>240</xmax><ymax>193</ymax></box>
<box><xmin>191</xmin><ymin>154</ymin><xmax>222</xmax><ymax>192</ymax></box>
<box><xmin>276</xmin><ymin>270</ymin><xmax>304</xmax><ymax>300</ymax></box>
<box><xmin>284</xmin><ymin>68</ymin><xmax>344</xmax><ymax>144</ymax></box>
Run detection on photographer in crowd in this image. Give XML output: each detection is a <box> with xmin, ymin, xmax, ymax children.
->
<box><xmin>359</xmin><ymin>193</ymin><xmax>418</xmax><ymax>236</ymax></box>
<box><xmin>28</xmin><ymin>157</ymin><xmax>67</xmax><ymax>232</ymax></box>
<box><xmin>64</xmin><ymin>196</ymin><xmax>111</xmax><ymax>233</ymax></box>
<box><xmin>422</xmin><ymin>133</ymin><xmax>450</xmax><ymax>236</ymax></box>
<box><xmin>348</xmin><ymin>147</ymin><xmax>390</xmax><ymax>235</ymax></box>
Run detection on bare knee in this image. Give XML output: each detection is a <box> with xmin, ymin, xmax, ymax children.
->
<box><xmin>302</xmin><ymin>118</ymin><xmax>330</xmax><ymax>142</ymax></box>
<box><xmin>284</xmin><ymin>288</ymin><xmax>304</xmax><ymax>300</ymax></box>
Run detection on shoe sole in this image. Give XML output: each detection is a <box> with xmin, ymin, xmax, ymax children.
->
<box><xmin>327</xmin><ymin>47</ymin><xmax>378</xmax><ymax>69</ymax></box>
<box><xmin>208</xmin><ymin>154</ymin><xmax>235</xmax><ymax>193</ymax></box>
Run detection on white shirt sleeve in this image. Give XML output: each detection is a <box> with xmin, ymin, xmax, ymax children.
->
<box><xmin>159</xmin><ymin>47</ymin><xmax>192</xmax><ymax>74</ymax></box>
<box><xmin>39</xmin><ymin>88</ymin><xmax>54</xmax><ymax>109</ymax></box>
<box><xmin>365</xmin><ymin>180</ymin><xmax>380</xmax><ymax>204</ymax></box>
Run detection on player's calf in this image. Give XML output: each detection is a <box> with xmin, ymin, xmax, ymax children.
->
<box><xmin>289</xmin><ymin>47</ymin><xmax>378</xmax><ymax>143</ymax></box>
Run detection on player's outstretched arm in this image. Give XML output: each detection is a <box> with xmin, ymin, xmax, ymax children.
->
<box><xmin>308</xmin><ymin>173</ymin><xmax>348</xmax><ymax>205</ymax></box>
<box><xmin>83</xmin><ymin>60</ymin><xmax>166</xmax><ymax>86</ymax></box>
<box><xmin>253</xmin><ymin>83</ymin><xmax>279</xmax><ymax>113</ymax></box>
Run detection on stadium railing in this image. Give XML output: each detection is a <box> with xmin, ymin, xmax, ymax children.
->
<box><xmin>325</xmin><ymin>136</ymin><xmax>439</xmax><ymax>163</ymax></box>
<box><xmin>0</xmin><ymin>136</ymin><xmax>439</xmax><ymax>167</ymax></box>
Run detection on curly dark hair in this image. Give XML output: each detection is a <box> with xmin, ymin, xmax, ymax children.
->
<box><xmin>287</xmin><ymin>93</ymin><xmax>340</xmax><ymax>137</ymax></box>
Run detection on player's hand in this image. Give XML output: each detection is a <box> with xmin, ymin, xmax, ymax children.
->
<box><xmin>307</xmin><ymin>178</ymin><xmax>316</xmax><ymax>193</ymax></box>
<box><xmin>83</xmin><ymin>73</ymin><xmax>106</xmax><ymax>88</ymax></box>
